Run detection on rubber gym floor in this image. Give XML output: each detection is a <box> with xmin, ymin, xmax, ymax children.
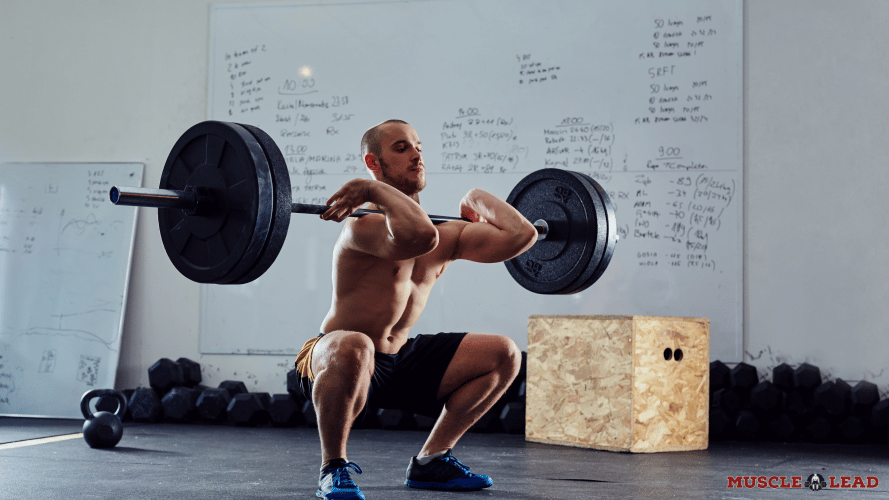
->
<box><xmin>1</xmin><ymin>417</ymin><xmax>887</xmax><ymax>499</ymax></box>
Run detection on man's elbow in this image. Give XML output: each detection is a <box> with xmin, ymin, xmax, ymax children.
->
<box><xmin>502</xmin><ymin>220</ymin><xmax>537</xmax><ymax>260</ymax></box>
<box><xmin>517</xmin><ymin>219</ymin><xmax>538</xmax><ymax>253</ymax></box>
<box><xmin>415</xmin><ymin>225</ymin><xmax>440</xmax><ymax>254</ymax></box>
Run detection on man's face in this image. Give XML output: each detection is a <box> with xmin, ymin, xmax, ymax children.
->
<box><xmin>373</xmin><ymin>122</ymin><xmax>425</xmax><ymax>195</ymax></box>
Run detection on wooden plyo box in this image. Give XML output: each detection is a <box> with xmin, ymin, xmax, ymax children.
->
<box><xmin>526</xmin><ymin>315</ymin><xmax>709</xmax><ymax>453</ymax></box>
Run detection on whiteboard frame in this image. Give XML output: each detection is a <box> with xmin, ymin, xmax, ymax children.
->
<box><xmin>0</xmin><ymin>162</ymin><xmax>143</xmax><ymax>418</ymax></box>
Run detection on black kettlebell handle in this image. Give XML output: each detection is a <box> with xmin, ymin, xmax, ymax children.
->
<box><xmin>80</xmin><ymin>389</ymin><xmax>128</xmax><ymax>419</ymax></box>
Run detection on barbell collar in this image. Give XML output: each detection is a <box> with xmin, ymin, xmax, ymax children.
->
<box><xmin>533</xmin><ymin>219</ymin><xmax>549</xmax><ymax>241</ymax></box>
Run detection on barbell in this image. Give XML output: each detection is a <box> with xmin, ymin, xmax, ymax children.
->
<box><xmin>109</xmin><ymin>121</ymin><xmax>617</xmax><ymax>294</ymax></box>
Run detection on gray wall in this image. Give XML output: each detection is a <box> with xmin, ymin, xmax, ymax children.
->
<box><xmin>1</xmin><ymin>0</ymin><xmax>887</xmax><ymax>396</ymax></box>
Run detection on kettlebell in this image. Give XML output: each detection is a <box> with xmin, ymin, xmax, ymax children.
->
<box><xmin>80</xmin><ymin>389</ymin><xmax>127</xmax><ymax>448</ymax></box>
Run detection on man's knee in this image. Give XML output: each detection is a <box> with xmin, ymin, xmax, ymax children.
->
<box><xmin>471</xmin><ymin>334</ymin><xmax>521</xmax><ymax>375</ymax></box>
<box><xmin>495</xmin><ymin>335</ymin><xmax>522</xmax><ymax>375</ymax></box>
<box><xmin>314</xmin><ymin>330</ymin><xmax>375</xmax><ymax>377</ymax></box>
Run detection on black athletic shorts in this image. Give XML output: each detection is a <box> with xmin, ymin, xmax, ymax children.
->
<box><xmin>296</xmin><ymin>332</ymin><xmax>468</xmax><ymax>420</ymax></box>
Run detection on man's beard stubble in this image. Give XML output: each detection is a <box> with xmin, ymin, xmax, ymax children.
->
<box><xmin>378</xmin><ymin>157</ymin><xmax>425</xmax><ymax>196</ymax></box>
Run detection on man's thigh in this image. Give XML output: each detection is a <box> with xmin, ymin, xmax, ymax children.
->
<box><xmin>436</xmin><ymin>333</ymin><xmax>519</xmax><ymax>400</ymax></box>
<box><xmin>383</xmin><ymin>332</ymin><xmax>467</xmax><ymax>416</ymax></box>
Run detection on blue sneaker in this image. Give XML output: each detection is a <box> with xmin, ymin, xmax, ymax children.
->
<box><xmin>405</xmin><ymin>450</ymin><xmax>493</xmax><ymax>490</ymax></box>
<box><xmin>317</xmin><ymin>459</ymin><xmax>365</xmax><ymax>500</ymax></box>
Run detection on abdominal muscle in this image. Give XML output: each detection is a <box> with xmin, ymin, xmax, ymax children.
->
<box><xmin>319</xmin><ymin>249</ymin><xmax>434</xmax><ymax>354</ymax></box>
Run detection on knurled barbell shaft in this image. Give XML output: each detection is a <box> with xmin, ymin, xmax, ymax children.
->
<box><xmin>110</xmin><ymin>185</ymin><xmax>549</xmax><ymax>238</ymax></box>
<box><xmin>290</xmin><ymin>202</ymin><xmax>470</xmax><ymax>225</ymax></box>
<box><xmin>294</xmin><ymin>204</ymin><xmax>547</xmax><ymax>238</ymax></box>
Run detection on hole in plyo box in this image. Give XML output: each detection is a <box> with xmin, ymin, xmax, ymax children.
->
<box><xmin>663</xmin><ymin>348</ymin><xmax>673</xmax><ymax>361</ymax></box>
<box><xmin>674</xmin><ymin>349</ymin><xmax>684</xmax><ymax>361</ymax></box>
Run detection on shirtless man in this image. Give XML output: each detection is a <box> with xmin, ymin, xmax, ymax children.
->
<box><xmin>294</xmin><ymin>119</ymin><xmax>537</xmax><ymax>500</ymax></box>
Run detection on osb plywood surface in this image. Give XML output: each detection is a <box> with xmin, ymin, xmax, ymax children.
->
<box><xmin>526</xmin><ymin>315</ymin><xmax>710</xmax><ymax>453</ymax></box>
<box><xmin>527</xmin><ymin>316</ymin><xmax>634</xmax><ymax>451</ymax></box>
<box><xmin>631</xmin><ymin>317</ymin><xmax>709</xmax><ymax>452</ymax></box>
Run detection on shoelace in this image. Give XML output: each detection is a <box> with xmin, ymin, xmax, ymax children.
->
<box><xmin>331</xmin><ymin>462</ymin><xmax>363</xmax><ymax>486</ymax></box>
<box><xmin>441</xmin><ymin>456</ymin><xmax>470</xmax><ymax>473</ymax></box>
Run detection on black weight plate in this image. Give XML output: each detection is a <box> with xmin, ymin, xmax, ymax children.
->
<box><xmin>571</xmin><ymin>172</ymin><xmax>617</xmax><ymax>293</ymax></box>
<box><xmin>504</xmin><ymin>168</ymin><xmax>598</xmax><ymax>294</ymax></box>
<box><xmin>227</xmin><ymin>123</ymin><xmax>292</xmax><ymax>284</ymax></box>
<box><xmin>158</xmin><ymin>121</ymin><xmax>273</xmax><ymax>284</ymax></box>
<box><xmin>211</xmin><ymin>123</ymin><xmax>276</xmax><ymax>283</ymax></box>
<box><xmin>552</xmin><ymin>171</ymin><xmax>608</xmax><ymax>295</ymax></box>
<box><xmin>562</xmin><ymin>172</ymin><xmax>618</xmax><ymax>294</ymax></box>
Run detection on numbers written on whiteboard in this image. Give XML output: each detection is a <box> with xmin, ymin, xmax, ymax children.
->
<box><xmin>283</xmin><ymin>144</ymin><xmax>307</xmax><ymax>156</ymax></box>
<box><xmin>658</xmin><ymin>146</ymin><xmax>681</xmax><ymax>159</ymax></box>
<box><xmin>280</xmin><ymin>78</ymin><xmax>315</xmax><ymax>94</ymax></box>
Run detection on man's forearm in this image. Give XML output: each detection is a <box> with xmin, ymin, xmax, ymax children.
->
<box><xmin>369</xmin><ymin>181</ymin><xmax>437</xmax><ymax>247</ymax></box>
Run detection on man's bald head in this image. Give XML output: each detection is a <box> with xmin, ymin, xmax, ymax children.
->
<box><xmin>361</xmin><ymin>119</ymin><xmax>410</xmax><ymax>157</ymax></box>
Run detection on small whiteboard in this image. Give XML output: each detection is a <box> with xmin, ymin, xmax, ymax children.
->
<box><xmin>0</xmin><ymin>163</ymin><xmax>142</xmax><ymax>418</ymax></box>
<box><xmin>202</xmin><ymin>0</ymin><xmax>743</xmax><ymax>360</ymax></box>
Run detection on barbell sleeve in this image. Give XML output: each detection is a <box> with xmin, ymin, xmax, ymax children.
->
<box><xmin>110</xmin><ymin>186</ymin><xmax>197</xmax><ymax>211</ymax></box>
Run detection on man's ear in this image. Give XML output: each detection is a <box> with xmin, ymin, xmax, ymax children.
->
<box><xmin>364</xmin><ymin>153</ymin><xmax>379</xmax><ymax>172</ymax></box>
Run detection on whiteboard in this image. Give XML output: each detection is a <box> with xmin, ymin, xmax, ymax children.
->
<box><xmin>202</xmin><ymin>0</ymin><xmax>743</xmax><ymax>360</ymax></box>
<box><xmin>0</xmin><ymin>163</ymin><xmax>142</xmax><ymax>418</ymax></box>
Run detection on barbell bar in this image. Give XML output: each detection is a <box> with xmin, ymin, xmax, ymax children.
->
<box><xmin>111</xmin><ymin>186</ymin><xmax>550</xmax><ymax>239</ymax></box>
<box><xmin>108</xmin><ymin>120</ymin><xmax>616</xmax><ymax>293</ymax></box>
